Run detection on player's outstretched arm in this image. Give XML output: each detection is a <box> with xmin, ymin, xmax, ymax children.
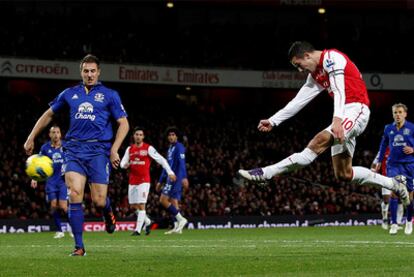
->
<box><xmin>24</xmin><ymin>108</ymin><xmax>54</xmax><ymax>155</ymax></box>
<box><xmin>257</xmin><ymin>119</ymin><xmax>273</xmax><ymax>132</ymax></box>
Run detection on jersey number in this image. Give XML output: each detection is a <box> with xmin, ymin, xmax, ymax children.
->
<box><xmin>342</xmin><ymin>118</ymin><xmax>354</xmax><ymax>131</ymax></box>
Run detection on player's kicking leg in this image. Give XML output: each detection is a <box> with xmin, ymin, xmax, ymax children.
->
<box><xmin>239</xmin><ymin>148</ymin><xmax>318</xmax><ymax>182</ymax></box>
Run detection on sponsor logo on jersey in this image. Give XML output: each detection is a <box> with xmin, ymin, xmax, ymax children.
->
<box><xmin>404</xmin><ymin>128</ymin><xmax>410</xmax><ymax>135</ymax></box>
<box><xmin>94</xmin><ymin>92</ymin><xmax>104</xmax><ymax>103</ymax></box>
<box><xmin>52</xmin><ymin>152</ymin><xmax>64</xmax><ymax>163</ymax></box>
<box><xmin>393</xmin><ymin>134</ymin><xmax>407</xmax><ymax>147</ymax></box>
<box><xmin>139</xmin><ymin>150</ymin><xmax>148</xmax><ymax>156</ymax></box>
<box><xmin>75</xmin><ymin>102</ymin><xmax>96</xmax><ymax>121</ymax></box>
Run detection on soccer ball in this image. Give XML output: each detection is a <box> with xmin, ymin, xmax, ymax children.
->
<box><xmin>25</xmin><ymin>154</ymin><xmax>54</xmax><ymax>181</ymax></box>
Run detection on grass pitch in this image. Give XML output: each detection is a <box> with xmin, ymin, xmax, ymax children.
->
<box><xmin>1</xmin><ymin>226</ymin><xmax>413</xmax><ymax>276</ymax></box>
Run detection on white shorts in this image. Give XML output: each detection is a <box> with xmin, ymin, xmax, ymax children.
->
<box><xmin>325</xmin><ymin>103</ymin><xmax>370</xmax><ymax>157</ymax></box>
<box><xmin>382</xmin><ymin>188</ymin><xmax>392</xmax><ymax>196</ymax></box>
<box><xmin>128</xmin><ymin>183</ymin><xmax>150</xmax><ymax>204</ymax></box>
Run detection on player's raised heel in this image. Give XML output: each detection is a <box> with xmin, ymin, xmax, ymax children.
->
<box><xmin>392</xmin><ymin>175</ymin><xmax>410</xmax><ymax>206</ymax></box>
<box><xmin>175</xmin><ymin>218</ymin><xmax>188</xmax><ymax>234</ymax></box>
<box><xmin>238</xmin><ymin>168</ymin><xmax>266</xmax><ymax>182</ymax></box>
<box><xmin>69</xmin><ymin>247</ymin><xmax>86</xmax><ymax>256</ymax></box>
<box><xmin>104</xmin><ymin>211</ymin><xmax>116</xmax><ymax>234</ymax></box>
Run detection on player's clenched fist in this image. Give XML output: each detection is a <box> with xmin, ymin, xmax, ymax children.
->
<box><xmin>257</xmin><ymin>119</ymin><xmax>273</xmax><ymax>132</ymax></box>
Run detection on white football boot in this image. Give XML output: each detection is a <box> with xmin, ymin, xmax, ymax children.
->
<box><xmin>389</xmin><ymin>224</ymin><xmax>399</xmax><ymax>235</ymax></box>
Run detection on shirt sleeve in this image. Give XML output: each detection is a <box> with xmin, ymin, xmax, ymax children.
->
<box><xmin>39</xmin><ymin>144</ymin><xmax>46</xmax><ymax>155</ymax></box>
<box><xmin>109</xmin><ymin>90</ymin><xmax>128</xmax><ymax>120</ymax></box>
<box><xmin>268</xmin><ymin>74</ymin><xmax>324</xmax><ymax>126</ymax></box>
<box><xmin>120</xmin><ymin>146</ymin><xmax>130</xmax><ymax>169</ymax></box>
<box><xmin>49</xmin><ymin>89</ymin><xmax>68</xmax><ymax>113</ymax></box>
<box><xmin>158</xmin><ymin>168</ymin><xmax>167</xmax><ymax>183</ymax></box>
<box><xmin>148</xmin><ymin>146</ymin><xmax>175</xmax><ymax>176</ymax></box>
<box><xmin>177</xmin><ymin>144</ymin><xmax>188</xmax><ymax>179</ymax></box>
<box><xmin>377</xmin><ymin>125</ymin><xmax>390</xmax><ymax>163</ymax></box>
<box><xmin>323</xmin><ymin>50</ymin><xmax>346</xmax><ymax>119</ymax></box>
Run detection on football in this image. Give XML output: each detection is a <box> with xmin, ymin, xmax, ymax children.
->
<box><xmin>25</xmin><ymin>154</ymin><xmax>54</xmax><ymax>181</ymax></box>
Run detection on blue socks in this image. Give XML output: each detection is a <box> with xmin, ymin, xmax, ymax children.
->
<box><xmin>52</xmin><ymin>210</ymin><xmax>63</xmax><ymax>232</ymax></box>
<box><xmin>390</xmin><ymin>197</ymin><xmax>398</xmax><ymax>224</ymax></box>
<box><xmin>167</xmin><ymin>204</ymin><xmax>179</xmax><ymax>216</ymax></box>
<box><xmin>69</xmin><ymin>203</ymin><xmax>84</xmax><ymax>248</ymax></box>
<box><xmin>407</xmin><ymin>200</ymin><xmax>413</xmax><ymax>222</ymax></box>
<box><xmin>103</xmin><ymin>197</ymin><xmax>112</xmax><ymax>216</ymax></box>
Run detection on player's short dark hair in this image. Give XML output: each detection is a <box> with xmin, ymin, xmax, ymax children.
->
<box><xmin>80</xmin><ymin>54</ymin><xmax>100</xmax><ymax>70</ymax></box>
<box><xmin>165</xmin><ymin>126</ymin><xmax>180</xmax><ymax>137</ymax></box>
<box><xmin>133</xmin><ymin>126</ymin><xmax>145</xmax><ymax>134</ymax></box>
<box><xmin>392</xmin><ymin>103</ymin><xmax>408</xmax><ymax>112</ymax></box>
<box><xmin>288</xmin><ymin>41</ymin><xmax>315</xmax><ymax>61</ymax></box>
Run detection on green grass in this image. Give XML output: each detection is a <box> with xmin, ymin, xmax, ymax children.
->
<box><xmin>1</xmin><ymin>226</ymin><xmax>413</xmax><ymax>276</ymax></box>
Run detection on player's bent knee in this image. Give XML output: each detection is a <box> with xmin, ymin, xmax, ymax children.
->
<box><xmin>92</xmin><ymin>197</ymin><xmax>106</xmax><ymax>208</ymax></box>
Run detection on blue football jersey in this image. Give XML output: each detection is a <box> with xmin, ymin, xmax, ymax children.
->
<box><xmin>49</xmin><ymin>82</ymin><xmax>127</xmax><ymax>142</ymax></box>
<box><xmin>377</xmin><ymin>121</ymin><xmax>414</xmax><ymax>165</ymax></box>
<box><xmin>39</xmin><ymin>141</ymin><xmax>65</xmax><ymax>189</ymax></box>
<box><xmin>159</xmin><ymin>142</ymin><xmax>187</xmax><ymax>183</ymax></box>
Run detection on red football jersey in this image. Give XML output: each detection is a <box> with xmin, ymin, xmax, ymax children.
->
<box><xmin>128</xmin><ymin>143</ymin><xmax>152</xmax><ymax>185</ymax></box>
<box><xmin>311</xmin><ymin>49</ymin><xmax>370</xmax><ymax>107</ymax></box>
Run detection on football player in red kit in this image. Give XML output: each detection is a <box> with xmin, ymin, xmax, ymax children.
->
<box><xmin>121</xmin><ymin>126</ymin><xmax>176</xmax><ymax>236</ymax></box>
<box><xmin>239</xmin><ymin>41</ymin><xmax>410</xmax><ymax>205</ymax></box>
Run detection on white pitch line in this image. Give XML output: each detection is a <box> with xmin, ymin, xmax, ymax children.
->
<box><xmin>4</xmin><ymin>240</ymin><xmax>414</xmax><ymax>249</ymax></box>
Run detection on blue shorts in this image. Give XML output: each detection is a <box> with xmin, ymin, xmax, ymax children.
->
<box><xmin>161</xmin><ymin>180</ymin><xmax>183</xmax><ymax>200</ymax></box>
<box><xmin>387</xmin><ymin>163</ymin><xmax>414</xmax><ymax>192</ymax></box>
<box><xmin>64</xmin><ymin>141</ymin><xmax>111</xmax><ymax>184</ymax></box>
<box><xmin>46</xmin><ymin>182</ymin><xmax>68</xmax><ymax>202</ymax></box>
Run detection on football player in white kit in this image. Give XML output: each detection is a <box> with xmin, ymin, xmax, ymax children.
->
<box><xmin>239</xmin><ymin>41</ymin><xmax>410</xmax><ymax>205</ymax></box>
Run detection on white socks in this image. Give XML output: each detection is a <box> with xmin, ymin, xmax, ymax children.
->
<box><xmin>397</xmin><ymin>203</ymin><xmax>404</xmax><ymax>225</ymax></box>
<box><xmin>351</xmin><ymin>166</ymin><xmax>394</xmax><ymax>190</ymax></box>
<box><xmin>176</xmin><ymin>212</ymin><xmax>185</xmax><ymax>222</ymax></box>
<box><xmin>381</xmin><ymin>201</ymin><xmax>389</xmax><ymax>221</ymax></box>
<box><xmin>263</xmin><ymin>148</ymin><xmax>318</xmax><ymax>179</ymax></box>
<box><xmin>135</xmin><ymin>210</ymin><xmax>146</xmax><ymax>232</ymax></box>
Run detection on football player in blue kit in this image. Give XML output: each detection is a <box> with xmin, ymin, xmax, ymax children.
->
<box><xmin>31</xmin><ymin>125</ymin><xmax>70</xmax><ymax>239</ymax></box>
<box><xmin>24</xmin><ymin>54</ymin><xmax>129</xmax><ymax>256</ymax></box>
<box><xmin>156</xmin><ymin>127</ymin><xmax>189</xmax><ymax>234</ymax></box>
<box><xmin>372</xmin><ymin>103</ymin><xmax>414</xmax><ymax>235</ymax></box>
